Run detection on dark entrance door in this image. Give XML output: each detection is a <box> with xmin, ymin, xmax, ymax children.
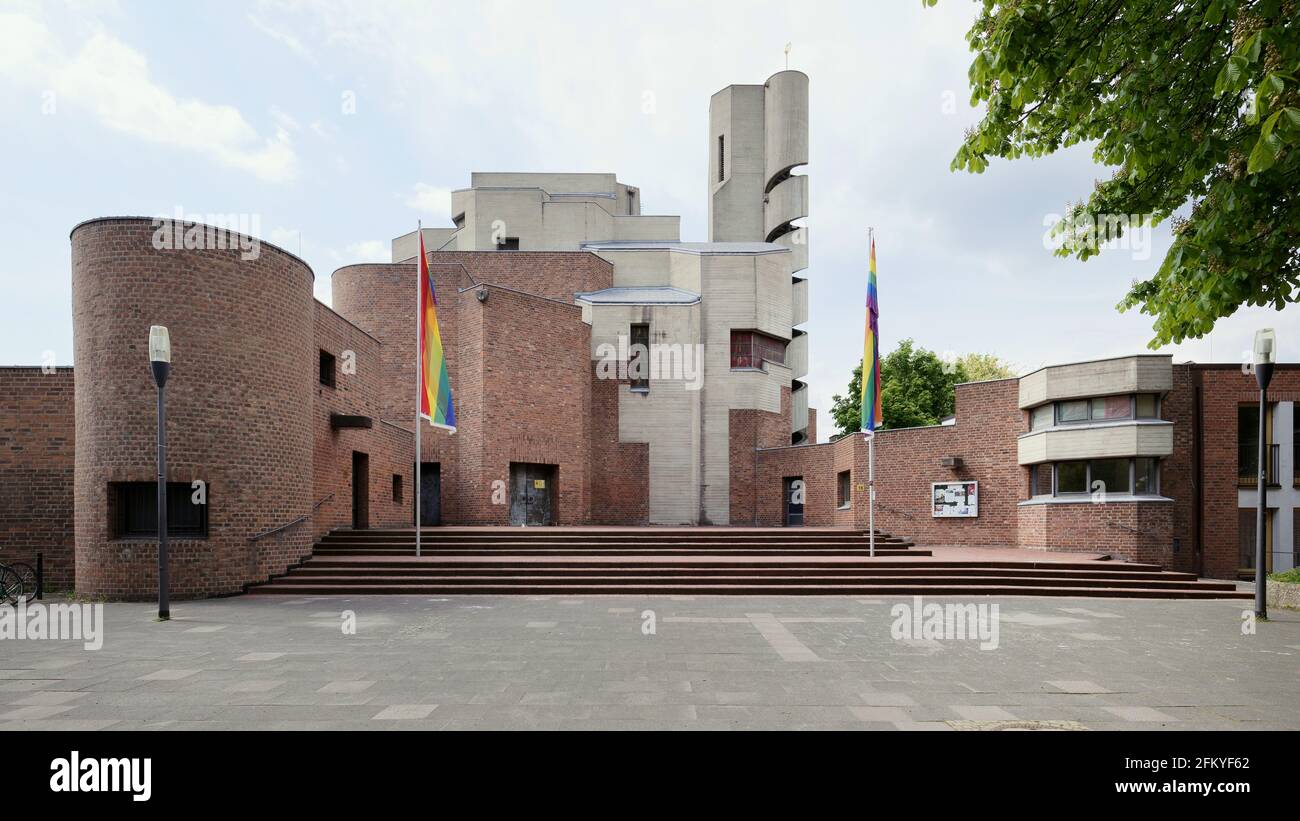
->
<box><xmin>351</xmin><ymin>451</ymin><xmax>370</xmax><ymax>529</ymax></box>
<box><xmin>419</xmin><ymin>462</ymin><xmax>441</xmax><ymax>526</ymax></box>
<box><xmin>783</xmin><ymin>476</ymin><xmax>804</xmax><ymax>526</ymax></box>
<box><xmin>509</xmin><ymin>462</ymin><xmax>555</xmax><ymax>526</ymax></box>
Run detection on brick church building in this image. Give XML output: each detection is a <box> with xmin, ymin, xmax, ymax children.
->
<box><xmin>0</xmin><ymin>71</ymin><xmax>1294</xmax><ymax>599</ymax></box>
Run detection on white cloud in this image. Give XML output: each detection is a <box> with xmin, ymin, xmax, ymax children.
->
<box><xmin>344</xmin><ymin>239</ymin><xmax>388</xmax><ymax>262</ymax></box>
<box><xmin>405</xmin><ymin>183</ymin><xmax>452</xmax><ymax>219</ymax></box>
<box><xmin>270</xmin><ymin>106</ymin><xmax>301</xmax><ymax>132</ymax></box>
<box><xmin>0</xmin><ymin>11</ymin><xmax>298</xmax><ymax>182</ymax></box>
<box><xmin>247</xmin><ymin>13</ymin><xmax>316</xmax><ymax>62</ymax></box>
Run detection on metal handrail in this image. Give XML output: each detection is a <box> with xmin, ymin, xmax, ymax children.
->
<box><xmin>248</xmin><ymin>493</ymin><xmax>334</xmax><ymax>543</ymax></box>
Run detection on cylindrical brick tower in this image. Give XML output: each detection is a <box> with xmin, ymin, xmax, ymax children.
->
<box><xmin>71</xmin><ymin>217</ymin><xmax>315</xmax><ymax>599</ymax></box>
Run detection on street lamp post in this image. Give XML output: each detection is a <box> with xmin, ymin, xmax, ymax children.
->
<box><xmin>1252</xmin><ymin>328</ymin><xmax>1276</xmax><ymax>620</ymax></box>
<box><xmin>149</xmin><ymin>326</ymin><xmax>171</xmax><ymax>621</ymax></box>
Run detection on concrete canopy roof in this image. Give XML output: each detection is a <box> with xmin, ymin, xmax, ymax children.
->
<box><xmin>579</xmin><ymin>240</ymin><xmax>790</xmax><ymax>256</ymax></box>
<box><xmin>574</xmin><ymin>286</ymin><xmax>701</xmax><ymax>305</ymax></box>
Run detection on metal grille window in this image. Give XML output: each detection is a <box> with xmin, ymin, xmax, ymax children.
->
<box><xmin>319</xmin><ymin>350</ymin><xmax>336</xmax><ymax>388</ymax></box>
<box><xmin>629</xmin><ymin>323</ymin><xmax>650</xmax><ymax>390</ymax></box>
<box><xmin>110</xmin><ymin>482</ymin><xmax>208</xmax><ymax>539</ymax></box>
<box><xmin>1238</xmin><ymin>404</ymin><xmax>1278</xmax><ymax>487</ymax></box>
<box><xmin>730</xmin><ymin>330</ymin><xmax>787</xmax><ymax>369</ymax></box>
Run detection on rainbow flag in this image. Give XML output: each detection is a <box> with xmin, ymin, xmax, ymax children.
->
<box><xmin>860</xmin><ymin>236</ymin><xmax>881</xmax><ymax>432</ymax></box>
<box><xmin>418</xmin><ymin>230</ymin><xmax>456</xmax><ymax>431</ymax></box>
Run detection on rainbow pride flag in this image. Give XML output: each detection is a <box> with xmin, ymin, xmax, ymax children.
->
<box><xmin>418</xmin><ymin>230</ymin><xmax>456</xmax><ymax>431</ymax></box>
<box><xmin>860</xmin><ymin>236</ymin><xmax>881</xmax><ymax>432</ymax></box>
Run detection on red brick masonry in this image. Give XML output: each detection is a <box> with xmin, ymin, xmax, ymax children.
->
<box><xmin>0</xmin><ymin>368</ymin><xmax>75</xmax><ymax>589</ymax></box>
<box><xmin>0</xmin><ymin>219</ymin><xmax>1279</xmax><ymax>597</ymax></box>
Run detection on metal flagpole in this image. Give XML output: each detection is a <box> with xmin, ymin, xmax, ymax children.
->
<box><xmin>415</xmin><ymin>221</ymin><xmax>422</xmax><ymax>558</ymax></box>
<box><xmin>869</xmin><ymin>432</ymin><xmax>875</xmax><ymax>558</ymax></box>
<box><xmin>867</xmin><ymin>226</ymin><xmax>876</xmax><ymax>558</ymax></box>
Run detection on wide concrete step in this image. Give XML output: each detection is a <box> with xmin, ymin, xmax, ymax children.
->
<box><xmin>249</xmin><ymin>527</ymin><xmax>1244</xmax><ymax>600</ymax></box>
<box><xmin>334</xmin><ymin>528</ymin><xmax>892</xmax><ymax>536</ymax></box>
<box><xmin>320</xmin><ymin>532</ymin><xmax>910</xmax><ymax>544</ymax></box>
<box><xmin>261</xmin><ymin>573</ymin><xmax>1237</xmax><ymax>590</ymax></box>
<box><xmin>310</xmin><ymin>550</ymin><xmax>930</xmax><ymax>558</ymax></box>
<box><xmin>298</xmin><ymin>555</ymin><xmax>1169</xmax><ymax>573</ymax></box>
<box><xmin>287</xmin><ymin>563</ymin><xmax>1205</xmax><ymax>582</ymax></box>
<box><xmin>315</xmin><ymin>537</ymin><xmax>915</xmax><ymax>545</ymax></box>
<box><xmin>248</xmin><ymin>581</ymin><xmax>1250</xmax><ymax>599</ymax></box>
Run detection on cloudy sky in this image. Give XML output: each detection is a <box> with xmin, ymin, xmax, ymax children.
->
<box><xmin>2</xmin><ymin>0</ymin><xmax>1295</xmax><ymax>440</ymax></box>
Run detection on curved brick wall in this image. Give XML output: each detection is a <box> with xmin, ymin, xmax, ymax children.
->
<box><xmin>71</xmin><ymin>218</ymin><xmax>315</xmax><ymax>599</ymax></box>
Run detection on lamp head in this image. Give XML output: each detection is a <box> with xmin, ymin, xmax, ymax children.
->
<box><xmin>149</xmin><ymin>326</ymin><xmax>171</xmax><ymax>364</ymax></box>
<box><xmin>149</xmin><ymin>325</ymin><xmax>171</xmax><ymax>388</ymax></box>
<box><xmin>1253</xmin><ymin>328</ymin><xmax>1277</xmax><ymax>391</ymax></box>
<box><xmin>1254</xmin><ymin>328</ymin><xmax>1277</xmax><ymax>366</ymax></box>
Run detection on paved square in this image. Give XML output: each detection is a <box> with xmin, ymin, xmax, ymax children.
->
<box><xmin>0</xmin><ymin>595</ymin><xmax>1296</xmax><ymax>730</ymax></box>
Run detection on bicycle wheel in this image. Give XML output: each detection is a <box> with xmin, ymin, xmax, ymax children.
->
<box><xmin>8</xmin><ymin>562</ymin><xmax>37</xmax><ymax>602</ymax></box>
<box><xmin>0</xmin><ymin>567</ymin><xmax>21</xmax><ymax>606</ymax></box>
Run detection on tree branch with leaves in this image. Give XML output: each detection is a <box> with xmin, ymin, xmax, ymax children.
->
<box><xmin>931</xmin><ymin>0</ymin><xmax>1299</xmax><ymax>346</ymax></box>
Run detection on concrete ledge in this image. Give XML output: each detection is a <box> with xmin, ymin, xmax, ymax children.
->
<box><xmin>1018</xmin><ymin>495</ymin><xmax>1173</xmax><ymax>506</ymax></box>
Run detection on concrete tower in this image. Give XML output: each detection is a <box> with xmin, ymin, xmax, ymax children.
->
<box><xmin>708</xmin><ymin>70</ymin><xmax>810</xmax><ymax>443</ymax></box>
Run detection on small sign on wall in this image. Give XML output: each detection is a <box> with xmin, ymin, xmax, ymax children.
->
<box><xmin>533</xmin><ymin>479</ymin><xmax>546</xmax><ymax>489</ymax></box>
<box><xmin>931</xmin><ymin>481</ymin><xmax>978</xmax><ymax>518</ymax></box>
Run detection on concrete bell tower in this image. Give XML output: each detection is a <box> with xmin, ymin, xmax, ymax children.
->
<box><xmin>708</xmin><ymin>70</ymin><xmax>810</xmax><ymax>443</ymax></box>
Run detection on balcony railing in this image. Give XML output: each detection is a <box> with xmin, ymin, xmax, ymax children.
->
<box><xmin>1238</xmin><ymin>442</ymin><xmax>1280</xmax><ymax>488</ymax></box>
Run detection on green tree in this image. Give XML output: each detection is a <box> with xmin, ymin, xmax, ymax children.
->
<box><xmin>954</xmin><ymin>352</ymin><xmax>1018</xmax><ymax>381</ymax></box>
<box><xmin>933</xmin><ymin>0</ymin><xmax>1300</xmax><ymax>346</ymax></box>
<box><xmin>830</xmin><ymin>339</ymin><xmax>969</xmax><ymax>435</ymax></box>
<box><xmin>830</xmin><ymin>361</ymin><xmax>865</xmax><ymax>435</ymax></box>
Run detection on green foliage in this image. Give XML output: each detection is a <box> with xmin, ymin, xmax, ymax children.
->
<box><xmin>1269</xmin><ymin>567</ymin><xmax>1300</xmax><ymax>583</ymax></box>
<box><xmin>830</xmin><ymin>361</ymin><xmax>865</xmax><ymax>435</ymax></box>
<box><xmin>954</xmin><ymin>352</ymin><xmax>1018</xmax><ymax>381</ymax></box>
<box><xmin>937</xmin><ymin>0</ymin><xmax>1300</xmax><ymax>346</ymax></box>
<box><xmin>830</xmin><ymin>339</ymin><xmax>973</xmax><ymax>434</ymax></box>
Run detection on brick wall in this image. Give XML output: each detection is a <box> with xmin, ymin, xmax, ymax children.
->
<box><xmin>469</xmin><ymin>285</ymin><xmax>594</xmax><ymax>524</ymax></box>
<box><xmin>1194</xmin><ymin>365</ymin><xmax>1300</xmax><ymax>579</ymax></box>
<box><xmin>871</xmin><ymin>379</ymin><xmax>1023</xmax><ymax>545</ymax></box>
<box><xmin>331</xmin><ymin>252</ymin><xmax>612</xmax><ymax>426</ymax></box>
<box><xmin>36</xmin><ymin>216</ymin><xmax>1262</xmax><ymax>597</ymax></box>
<box><xmin>312</xmin><ymin>303</ymin><xmax>414</xmax><ymax>537</ymax></box>
<box><xmin>590</xmin><ymin>370</ymin><xmax>649</xmax><ymax>524</ymax></box>
<box><xmin>71</xmin><ymin>218</ymin><xmax>315</xmax><ymax>599</ymax></box>
<box><xmin>0</xmin><ymin>367</ymin><xmax>75</xmax><ymax>590</ymax></box>
<box><xmin>752</xmin><ymin>433</ymin><xmax>860</xmax><ymax>526</ymax></box>
<box><xmin>743</xmin><ymin>376</ymin><xmax>1175</xmax><ymax>562</ymax></box>
<box><xmin>1017</xmin><ymin>501</ymin><xmax>1173</xmax><ymax>563</ymax></box>
<box><xmin>1163</xmin><ymin>364</ymin><xmax>1199</xmax><ymax>573</ymax></box>
<box><xmin>729</xmin><ymin>386</ymin><xmax>791</xmax><ymax>525</ymax></box>
<box><xmin>333</xmin><ymin>255</ymin><xmax>612</xmax><ymax>525</ymax></box>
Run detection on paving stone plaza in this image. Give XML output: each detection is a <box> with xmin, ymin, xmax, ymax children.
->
<box><xmin>2</xmin><ymin>594</ymin><xmax>1297</xmax><ymax>731</ymax></box>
